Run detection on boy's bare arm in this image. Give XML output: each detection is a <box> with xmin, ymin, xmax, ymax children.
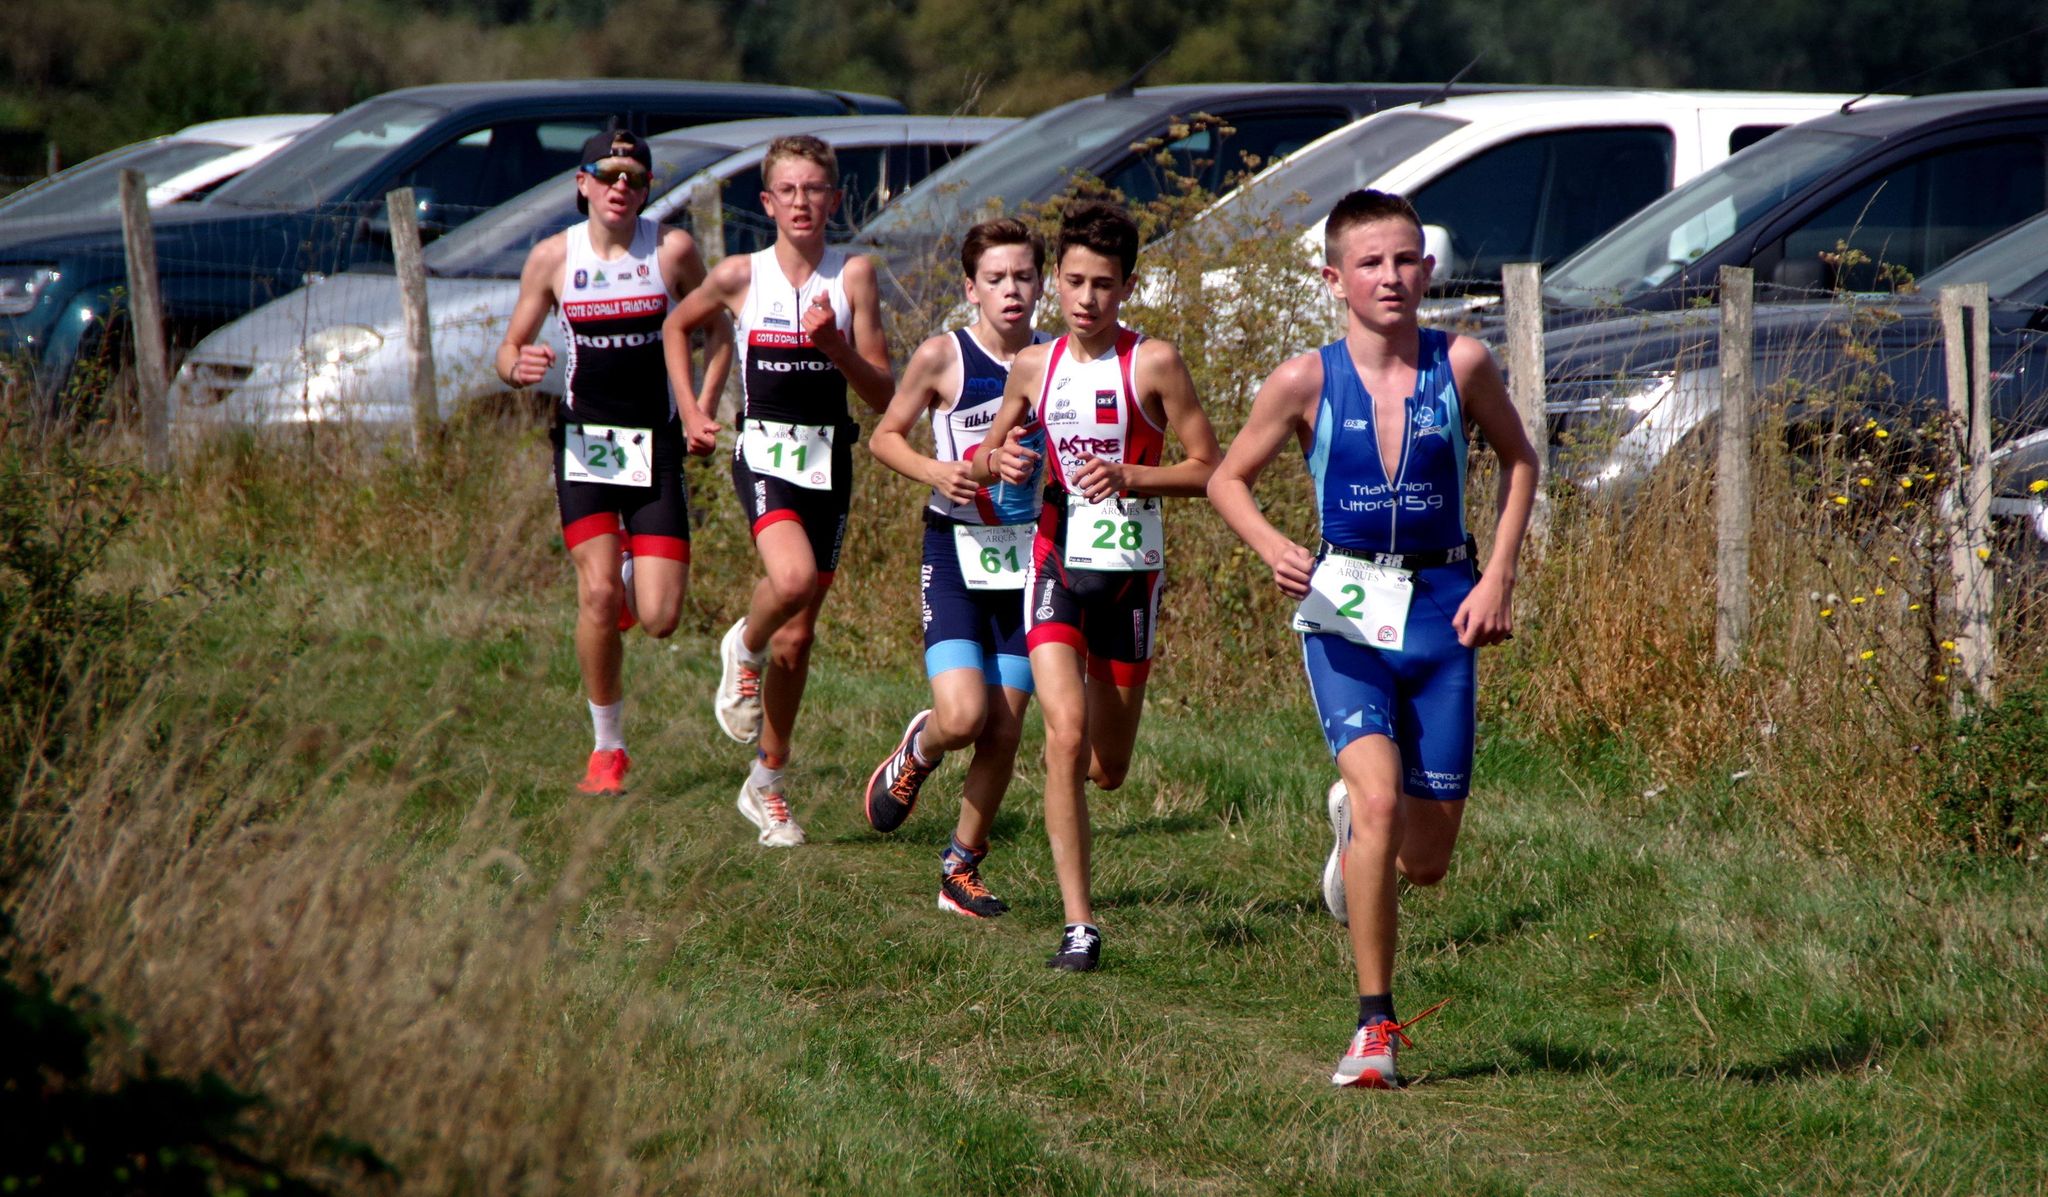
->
<box><xmin>1074</xmin><ymin>340</ymin><xmax>1216</xmax><ymax>500</ymax></box>
<box><xmin>663</xmin><ymin>254</ymin><xmax>749</xmax><ymax>432</ymax></box>
<box><xmin>970</xmin><ymin>345</ymin><xmax>1048</xmax><ymax>486</ymax></box>
<box><xmin>495</xmin><ymin>236</ymin><xmax>565</xmax><ymax>387</ymax></box>
<box><xmin>1208</xmin><ymin>352</ymin><xmax>1321</xmax><ymax>598</ymax></box>
<box><xmin>806</xmin><ymin>255</ymin><xmax>894</xmax><ymax>414</ymax></box>
<box><xmin>659</xmin><ymin>230</ymin><xmax>731</xmax><ymax>452</ymax></box>
<box><xmin>870</xmin><ymin>335</ymin><xmax>976</xmax><ymax>502</ymax></box>
<box><xmin>1449</xmin><ymin>335</ymin><xmax>1539</xmax><ymax>646</ymax></box>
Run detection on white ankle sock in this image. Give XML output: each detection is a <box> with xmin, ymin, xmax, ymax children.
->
<box><xmin>590</xmin><ymin>700</ymin><xmax>624</xmax><ymax>751</ymax></box>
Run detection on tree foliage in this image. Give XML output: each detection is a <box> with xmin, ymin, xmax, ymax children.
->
<box><xmin>3</xmin><ymin>0</ymin><xmax>2045</xmax><ymax>173</ymax></box>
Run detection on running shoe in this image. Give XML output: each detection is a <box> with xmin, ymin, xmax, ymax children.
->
<box><xmin>937</xmin><ymin>859</ymin><xmax>1009</xmax><ymax>919</ymax></box>
<box><xmin>715</xmin><ymin>618</ymin><xmax>763</xmax><ymax>744</ymax></box>
<box><xmin>736</xmin><ymin>775</ymin><xmax>806</xmax><ymax>847</ymax></box>
<box><xmin>577</xmin><ymin>748</ymin><xmax>631</xmax><ymax>796</ymax></box>
<box><xmin>864</xmin><ymin>710</ymin><xmax>938</xmax><ymax>833</ymax></box>
<box><xmin>1047</xmin><ymin>922</ymin><xmax>1101</xmax><ymax>971</ymax></box>
<box><xmin>1323</xmin><ymin>779</ymin><xmax>1350</xmax><ymax>925</ymax></box>
<box><xmin>1332</xmin><ymin>1019</ymin><xmax>1409</xmax><ymax>1088</ymax></box>
<box><xmin>1330</xmin><ymin>998</ymin><xmax>1448</xmax><ymax>1089</ymax></box>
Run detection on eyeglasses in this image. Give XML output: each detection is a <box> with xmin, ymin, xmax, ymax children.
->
<box><xmin>581</xmin><ymin>163</ymin><xmax>651</xmax><ymax>189</ymax></box>
<box><xmin>769</xmin><ymin>183</ymin><xmax>836</xmax><ymax>202</ymax></box>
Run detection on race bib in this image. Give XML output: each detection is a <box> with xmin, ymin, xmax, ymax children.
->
<box><xmin>952</xmin><ymin>523</ymin><xmax>1031</xmax><ymax>591</ymax></box>
<box><xmin>1063</xmin><ymin>494</ymin><xmax>1164</xmax><ymax>571</ymax></box>
<box><xmin>741</xmin><ymin>420</ymin><xmax>834</xmax><ymax>490</ymax></box>
<box><xmin>1292</xmin><ymin>555</ymin><xmax>1414</xmax><ymax>650</ymax></box>
<box><xmin>562</xmin><ymin>423</ymin><xmax>654</xmax><ymax>487</ymax></box>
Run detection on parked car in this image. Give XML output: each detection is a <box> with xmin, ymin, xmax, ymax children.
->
<box><xmin>168</xmin><ymin>115</ymin><xmax>1010</xmax><ymax>427</ymax></box>
<box><xmin>0</xmin><ymin>114</ymin><xmax>326</xmax><ymax>225</ymax></box>
<box><xmin>1543</xmin><ymin>207</ymin><xmax>2048</xmax><ymax>542</ymax></box>
<box><xmin>1537</xmin><ymin>88</ymin><xmax>2048</xmax><ymax>323</ymax></box>
<box><xmin>845</xmin><ymin>80</ymin><xmax>1523</xmax><ymax>307</ymax></box>
<box><xmin>1171</xmin><ymin>88</ymin><xmax>1877</xmax><ymax>287</ymax></box>
<box><xmin>0</xmin><ymin>79</ymin><xmax>904</xmax><ymax>404</ymax></box>
<box><xmin>1138</xmin><ymin>88</ymin><xmax>1876</xmax><ymax>353</ymax></box>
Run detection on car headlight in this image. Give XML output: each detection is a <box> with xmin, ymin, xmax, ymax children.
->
<box><xmin>1547</xmin><ymin>373</ymin><xmax>1675</xmax><ymax>445</ymax></box>
<box><xmin>298</xmin><ymin>324</ymin><xmax>386</xmax><ymax>367</ymax></box>
<box><xmin>0</xmin><ymin>266</ymin><xmax>60</xmax><ymax>317</ymax></box>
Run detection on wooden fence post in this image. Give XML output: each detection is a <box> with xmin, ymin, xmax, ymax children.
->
<box><xmin>117</xmin><ymin>168</ymin><xmax>170</xmax><ymax>472</ymax></box>
<box><xmin>386</xmin><ymin>187</ymin><xmax>438</xmax><ymax>455</ymax></box>
<box><xmin>1501</xmin><ymin>262</ymin><xmax>1549</xmax><ymax>547</ymax></box>
<box><xmin>1715</xmin><ymin>266</ymin><xmax>1755</xmax><ymax>672</ymax></box>
<box><xmin>1938</xmin><ymin>282</ymin><xmax>1995</xmax><ymax>713</ymax></box>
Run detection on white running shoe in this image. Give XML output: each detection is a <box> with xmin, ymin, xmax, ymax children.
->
<box><xmin>715</xmin><ymin>618</ymin><xmax>764</xmax><ymax>744</ymax></box>
<box><xmin>737</xmin><ymin>776</ymin><xmax>806</xmax><ymax>847</ymax></box>
<box><xmin>1323</xmin><ymin>779</ymin><xmax>1350</xmax><ymax>926</ymax></box>
<box><xmin>1331</xmin><ymin>1019</ymin><xmax>1407</xmax><ymax>1088</ymax></box>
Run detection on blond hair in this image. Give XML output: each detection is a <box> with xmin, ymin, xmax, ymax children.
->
<box><xmin>761</xmin><ymin>135</ymin><xmax>839</xmax><ymax>188</ymax></box>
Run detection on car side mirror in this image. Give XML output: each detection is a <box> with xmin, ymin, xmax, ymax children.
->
<box><xmin>366</xmin><ymin>187</ymin><xmax>447</xmax><ymax>243</ymax></box>
<box><xmin>1422</xmin><ymin>224</ymin><xmax>1457</xmax><ymax>279</ymax></box>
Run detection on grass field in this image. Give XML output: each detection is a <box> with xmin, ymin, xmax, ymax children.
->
<box><xmin>6</xmin><ymin>411</ymin><xmax>2045</xmax><ymax>1195</ymax></box>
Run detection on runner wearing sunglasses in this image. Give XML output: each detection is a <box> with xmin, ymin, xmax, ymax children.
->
<box><xmin>495</xmin><ymin>125</ymin><xmax>731</xmax><ymax>797</ymax></box>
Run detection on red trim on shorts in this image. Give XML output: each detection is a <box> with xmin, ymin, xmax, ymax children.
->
<box><xmin>817</xmin><ymin>569</ymin><xmax>836</xmax><ymax>590</ymax></box>
<box><xmin>752</xmin><ymin>508</ymin><xmax>802</xmax><ymax>538</ymax></box>
<box><xmin>628</xmin><ymin>534</ymin><xmax>688</xmax><ymax>562</ymax></box>
<box><xmin>1089</xmin><ymin>655</ymin><xmax>1151</xmax><ymax>686</ymax></box>
<box><xmin>563</xmin><ymin>512</ymin><xmax>622</xmax><ymax>549</ymax></box>
<box><xmin>1027</xmin><ymin>623</ymin><xmax>1086</xmax><ymax>655</ymax></box>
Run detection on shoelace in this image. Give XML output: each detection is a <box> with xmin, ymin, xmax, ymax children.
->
<box><xmin>761</xmin><ymin>790</ymin><xmax>793</xmax><ymax>824</ymax></box>
<box><xmin>889</xmin><ymin>750</ymin><xmax>932</xmax><ymax>799</ymax></box>
<box><xmin>948</xmin><ymin>867</ymin><xmax>993</xmax><ymax>900</ymax></box>
<box><xmin>736</xmin><ymin>665</ymin><xmax>761</xmax><ymax>700</ymax></box>
<box><xmin>1061</xmin><ymin>926</ymin><xmax>1098</xmax><ymax>953</ymax></box>
<box><xmin>1349</xmin><ymin>996</ymin><xmax>1452</xmax><ymax>1057</ymax></box>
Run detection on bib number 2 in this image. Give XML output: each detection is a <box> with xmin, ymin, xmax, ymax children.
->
<box><xmin>1292</xmin><ymin>555</ymin><xmax>1414</xmax><ymax>650</ymax></box>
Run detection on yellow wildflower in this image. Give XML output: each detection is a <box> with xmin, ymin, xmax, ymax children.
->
<box><xmin>1935</xmin><ymin>673</ymin><xmax>1948</xmax><ymax>683</ymax></box>
<box><xmin>1820</xmin><ymin>608</ymin><xmax>1834</xmax><ymax>618</ymax></box>
<box><xmin>1832</xmin><ymin>495</ymin><xmax>1849</xmax><ymax>506</ymax></box>
<box><xmin>2032</xmin><ymin>479</ymin><xmax>2048</xmax><ymax>494</ymax></box>
<box><xmin>1977</xmin><ymin>546</ymin><xmax>1991</xmax><ymax>561</ymax></box>
<box><xmin>1909</xmin><ymin>603</ymin><xmax>1922</xmax><ymax>611</ymax></box>
<box><xmin>1859</xmin><ymin>476</ymin><xmax>1874</xmax><ymax>487</ymax></box>
<box><xmin>1941</xmin><ymin>640</ymin><xmax>1956</xmax><ymax>651</ymax></box>
<box><xmin>1850</xmin><ymin>596</ymin><xmax>1867</xmax><ymax>605</ymax></box>
<box><xmin>1875</xmin><ymin>587</ymin><xmax>1886</xmax><ymax>596</ymax></box>
<box><xmin>1875</xmin><ymin>428</ymin><xmax>1890</xmax><ymax>439</ymax></box>
<box><xmin>1899</xmin><ymin>477</ymin><xmax>1913</xmax><ymax>489</ymax></box>
<box><xmin>1859</xmin><ymin>649</ymin><xmax>1876</xmax><ymax>660</ymax></box>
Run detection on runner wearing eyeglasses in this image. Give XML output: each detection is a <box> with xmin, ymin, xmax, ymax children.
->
<box><xmin>663</xmin><ymin>134</ymin><xmax>894</xmax><ymax>847</ymax></box>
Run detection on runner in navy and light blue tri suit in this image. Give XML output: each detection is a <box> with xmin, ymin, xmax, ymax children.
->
<box><xmin>1208</xmin><ymin>189</ymin><xmax>1538</xmax><ymax>1090</ymax></box>
<box><xmin>865</xmin><ymin>218</ymin><xmax>1049</xmax><ymax>919</ymax></box>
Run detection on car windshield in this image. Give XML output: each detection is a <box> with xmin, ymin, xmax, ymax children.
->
<box><xmin>425</xmin><ymin>140</ymin><xmax>735</xmax><ymax>278</ymax></box>
<box><xmin>1919</xmin><ymin>210</ymin><xmax>2048</xmax><ymax>301</ymax></box>
<box><xmin>1545</xmin><ymin>128</ymin><xmax>1874</xmax><ymax>306</ymax></box>
<box><xmin>0</xmin><ymin>140</ymin><xmax>239</xmax><ymax>222</ymax></box>
<box><xmin>1193</xmin><ymin>111</ymin><xmax>1469</xmax><ymax>233</ymax></box>
<box><xmin>857</xmin><ymin>95</ymin><xmax>1164</xmax><ymax>238</ymax></box>
<box><xmin>208</xmin><ymin>99</ymin><xmax>445</xmax><ymax>209</ymax></box>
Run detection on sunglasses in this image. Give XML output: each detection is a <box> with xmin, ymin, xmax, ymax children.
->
<box><xmin>581</xmin><ymin>163</ymin><xmax>651</xmax><ymax>189</ymax></box>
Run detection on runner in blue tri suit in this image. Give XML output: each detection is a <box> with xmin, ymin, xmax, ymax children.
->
<box><xmin>863</xmin><ymin>218</ymin><xmax>1049</xmax><ymax>919</ymax></box>
<box><xmin>1208</xmin><ymin>189</ymin><xmax>1539</xmax><ymax>1089</ymax></box>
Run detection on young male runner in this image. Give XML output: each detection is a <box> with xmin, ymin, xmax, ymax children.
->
<box><xmin>863</xmin><ymin>217</ymin><xmax>1049</xmax><ymax>918</ymax></box>
<box><xmin>1207</xmin><ymin>189</ymin><xmax>1538</xmax><ymax>1087</ymax></box>
<box><xmin>495</xmin><ymin>127</ymin><xmax>729</xmax><ymax>796</ymax></box>
<box><xmin>663</xmin><ymin>134</ymin><xmax>893</xmax><ymax>847</ymax></box>
<box><xmin>972</xmin><ymin>201</ymin><xmax>1220</xmax><ymax>969</ymax></box>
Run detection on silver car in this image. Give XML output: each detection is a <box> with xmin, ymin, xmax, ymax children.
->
<box><xmin>169</xmin><ymin>114</ymin><xmax>1011</xmax><ymax>427</ymax></box>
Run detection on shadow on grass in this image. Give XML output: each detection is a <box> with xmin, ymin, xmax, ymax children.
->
<box><xmin>1419</xmin><ymin>1016</ymin><xmax>1941</xmax><ymax>1087</ymax></box>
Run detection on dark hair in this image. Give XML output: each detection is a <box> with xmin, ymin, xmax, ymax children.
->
<box><xmin>960</xmin><ymin>217</ymin><xmax>1045</xmax><ymax>278</ymax></box>
<box><xmin>1055</xmin><ymin>200</ymin><xmax>1139</xmax><ymax>279</ymax></box>
<box><xmin>575</xmin><ymin>119</ymin><xmax>652</xmax><ymax>215</ymax></box>
<box><xmin>1323</xmin><ymin>189</ymin><xmax>1424</xmax><ymax>264</ymax></box>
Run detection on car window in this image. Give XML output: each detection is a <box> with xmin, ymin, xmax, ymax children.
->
<box><xmin>1769</xmin><ymin>137</ymin><xmax>2048</xmax><ymax>292</ymax></box>
<box><xmin>1103</xmin><ymin>109</ymin><xmax>1352</xmax><ymax>204</ymax></box>
<box><xmin>1729</xmin><ymin>125</ymin><xmax>1784</xmax><ymax>155</ymax></box>
<box><xmin>1411</xmin><ymin>127</ymin><xmax>1674</xmax><ymax>280</ymax></box>
<box><xmin>392</xmin><ymin>117</ymin><xmax>610</xmax><ymax>227</ymax></box>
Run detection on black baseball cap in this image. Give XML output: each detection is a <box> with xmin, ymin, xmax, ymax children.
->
<box><xmin>575</xmin><ymin>126</ymin><xmax>654</xmax><ymax>214</ymax></box>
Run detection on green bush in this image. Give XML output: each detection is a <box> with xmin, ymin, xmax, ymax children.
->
<box><xmin>1930</xmin><ymin>679</ymin><xmax>2048</xmax><ymax>854</ymax></box>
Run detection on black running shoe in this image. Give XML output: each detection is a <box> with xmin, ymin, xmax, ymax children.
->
<box><xmin>864</xmin><ymin>710</ymin><xmax>938</xmax><ymax>833</ymax></box>
<box><xmin>938</xmin><ymin>860</ymin><xmax>1009</xmax><ymax>919</ymax></box>
<box><xmin>1047</xmin><ymin>922</ymin><xmax>1101</xmax><ymax>971</ymax></box>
